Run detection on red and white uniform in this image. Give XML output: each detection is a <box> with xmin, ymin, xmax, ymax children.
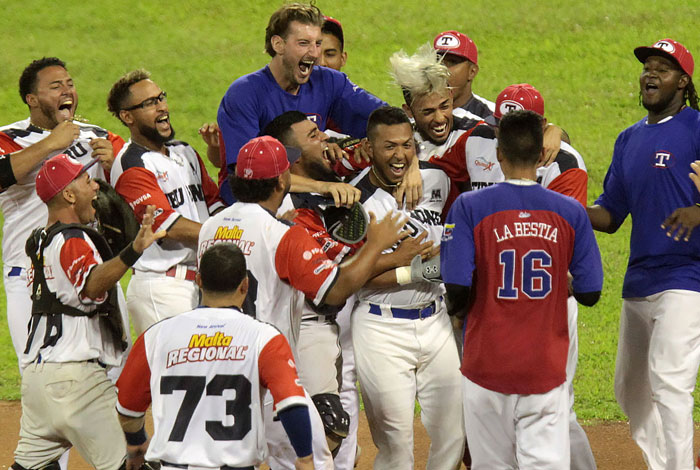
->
<box><xmin>198</xmin><ymin>201</ymin><xmax>338</xmax><ymax>470</ymax></box>
<box><xmin>111</xmin><ymin>140</ymin><xmax>224</xmax><ymax>334</ymax></box>
<box><xmin>0</xmin><ymin>118</ymin><xmax>125</xmax><ymax>364</ymax></box>
<box><xmin>116</xmin><ymin>306</ymin><xmax>305</xmax><ymax>468</ymax></box>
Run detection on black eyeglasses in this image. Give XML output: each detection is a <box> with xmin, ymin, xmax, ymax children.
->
<box><xmin>123</xmin><ymin>91</ymin><xmax>167</xmax><ymax>111</ymax></box>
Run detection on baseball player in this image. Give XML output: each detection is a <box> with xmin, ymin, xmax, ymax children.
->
<box><xmin>215</xmin><ymin>2</ymin><xmax>387</xmax><ymax>205</ymax></box>
<box><xmin>320</xmin><ymin>16</ymin><xmax>347</xmax><ymax>72</ymax></box>
<box><xmin>349</xmin><ymin>106</ymin><xmax>464</xmax><ymax>469</ymax></box>
<box><xmin>442</xmin><ymin>110</ymin><xmax>603</xmax><ymax>469</ymax></box>
<box><xmin>116</xmin><ymin>243</ymin><xmax>314</xmax><ymax>470</ymax></box>
<box><xmin>198</xmin><ymin>135</ymin><xmax>406</xmax><ymax>470</ymax></box>
<box><xmin>588</xmin><ymin>39</ymin><xmax>700</xmax><ymax>470</ymax></box>
<box><xmin>0</xmin><ymin>57</ymin><xmax>126</xmax><ymax>371</ymax></box>
<box><xmin>432</xmin><ymin>30</ymin><xmax>494</xmax><ymax>120</ymax></box>
<box><xmin>107</xmin><ymin>69</ymin><xmax>225</xmax><ymax>335</ymax></box>
<box><xmin>12</xmin><ymin>153</ymin><xmax>163</xmax><ymax>470</ymax></box>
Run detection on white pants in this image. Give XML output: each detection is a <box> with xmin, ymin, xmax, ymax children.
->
<box><xmin>353</xmin><ymin>301</ymin><xmax>464</xmax><ymax>470</ymax></box>
<box><xmin>297</xmin><ymin>318</ymin><xmax>341</xmax><ymax>396</ymax></box>
<box><xmin>15</xmin><ymin>361</ymin><xmax>126</xmax><ymax>470</ymax></box>
<box><xmin>463</xmin><ymin>376</ymin><xmax>570</xmax><ymax>470</ymax></box>
<box><xmin>264</xmin><ymin>390</ymin><xmax>334</xmax><ymax>470</ymax></box>
<box><xmin>335</xmin><ymin>299</ymin><xmax>360</xmax><ymax>470</ymax></box>
<box><xmin>127</xmin><ymin>271</ymin><xmax>199</xmax><ymax>335</ymax></box>
<box><xmin>566</xmin><ymin>297</ymin><xmax>597</xmax><ymax>470</ymax></box>
<box><xmin>615</xmin><ymin>290</ymin><xmax>700</xmax><ymax>470</ymax></box>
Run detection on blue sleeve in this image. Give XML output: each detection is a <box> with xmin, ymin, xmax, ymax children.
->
<box><xmin>569</xmin><ymin>204</ymin><xmax>604</xmax><ymax>294</ymax></box>
<box><xmin>441</xmin><ymin>196</ymin><xmax>476</xmax><ymax>286</ymax></box>
<box><xmin>217</xmin><ymin>79</ymin><xmax>262</xmax><ymax>170</ymax></box>
<box><xmin>594</xmin><ymin>132</ymin><xmax>629</xmax><ymax>225</ymax></box>
<box><xmin>278</xmin><ymin>404</ymin><xmax>312</xmax><ymax>457</ymax></box>
<box><xmin>327</xmin><ymin>71</ymin><xmax>386</xmax><ymax>138</ymax></box>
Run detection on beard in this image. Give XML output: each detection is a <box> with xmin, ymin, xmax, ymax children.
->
<box><xmin>305</xmin><ymin>159</ymin><xmax>338</xmax><ymax>183</ymax></box>
<box><xmin>138</xmin><ymin>121</ymin><xmax>175</xmax><ymax>146</ymax></box>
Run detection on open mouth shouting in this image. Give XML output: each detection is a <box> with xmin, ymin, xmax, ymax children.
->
<box><xmin>57</xmin><ymin>98</ymin><xmax>75</xmax><ymax>122</ymax></box>
<box><xmin>156</xmin><ymin>113</ymin><xmax>171</xmax><ymax>135</ymax></box>
<box><xmin>298</xmin><ymin>58</ymin><xmax>316</xmax><ymax>80</ymax></box>
<box><xmin>429</xmin><ymin>122</ymin><xmax>449</xmax><ymax>141</ymax></box>
<box><xmin>388</xmin><ymin>161</ymin><xmax>406</xmax><ymax>179</ymax></box>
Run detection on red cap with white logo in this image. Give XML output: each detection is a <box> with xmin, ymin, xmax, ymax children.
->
<box><xmin>494</xmin><ymin>83</ymin><xmax>545</xmax><ymax>119</ymax></box>
<box><xmin>235</xmin><ymin>136</ymin><xmax>301</xmax><ymax>180</ymax></box>
<box><xmin>634</xmin><ymin>39</ymin><xmax>694</xmax><ymax>76</ymax></box>
<box><xmin>36</xmin><ymin>153</ymin><xmax>96</xmax><ymax>203</ymax></box>
<box><xmin>433</xmin><ymin>30</ymin><xmax>478</xmax><ymax>65</ymax></box>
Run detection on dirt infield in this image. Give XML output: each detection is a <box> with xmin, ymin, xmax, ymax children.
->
<box><xmin>3</xmin><ymin>399</ymin><xmax>699</xmax><ymax>469</ymax></box>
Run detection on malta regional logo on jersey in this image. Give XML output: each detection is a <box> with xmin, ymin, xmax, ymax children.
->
<box><xmin>651</xmin><ymin>150</ymin><xmax>675</xmax><ymax>169</ymax></box>
<box><xmin>166</xmin><ymin>331</ymin><xmax>249</xmax><ymax>368</ymax></box>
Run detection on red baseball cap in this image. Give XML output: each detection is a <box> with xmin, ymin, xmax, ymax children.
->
<box><xmin>634</xmin><ymin>39</ymin><xmax>694</xmax><ymax>76</ymax></box>
<box><xmin>35</xmin><ymin>153</ymin><xmax>96</xmax><ymax>203</ymax></box>
<box><xmin>235</xmin><ymin>136</ymin><xmax>301</xmax><ymax>180</ymax></box>
<box><xmin>433</xmin><ymin>30</ymin><xmax>478</xmax><ymax>65</ymax></box>
<box><xmin>494</xmin><ymin>83</ymin><xmax>545</xmax><ymax>119</ymax></box>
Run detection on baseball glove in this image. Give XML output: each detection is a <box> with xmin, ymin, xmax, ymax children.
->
<box><xmin>92</xmin><ymin>178</ymin><xmax>139</xmax><ymax>256</ymax></box>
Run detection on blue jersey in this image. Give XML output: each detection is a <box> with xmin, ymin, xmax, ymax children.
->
<box><xmin>441</xmin><ymin>181</ymin><xmax>602</xmax><ymax>394</ymax></box>
<box><xmin>595</xmin><ymin>107</ymin><xmax>700</xmax><ymax>298</ymax></box>
<box><xmin>217</xmin><ymin>65</ymin><xmax>386</xmax><ymax>204</ymax></box>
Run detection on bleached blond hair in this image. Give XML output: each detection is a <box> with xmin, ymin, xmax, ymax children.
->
<box><xmin>390</xmin><ymin>43</ymin><xmax>451</xmax><ymax>106</ymax></box>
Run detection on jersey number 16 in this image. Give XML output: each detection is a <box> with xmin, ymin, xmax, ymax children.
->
<box><xmin>497</xmin><ymin>249</ymin><xmax>552</xmax><ymax>300</ymax></box>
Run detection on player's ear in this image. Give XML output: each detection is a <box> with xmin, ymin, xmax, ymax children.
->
<box><xmin>679</xmin><ymin>73</ymin><xmax>690</xmax><ymax>90</ymax></box>
<box><xmin>340</xmin><ymin>51</ymin><xmax>348</xmax><ymax>68</ymax></box>
<box><xmin>271</xmin><ymin>35</ymin><xmax>285</xmax><ymax>56</ymax></box>
<box><xmin>467</xmin><ymin>62</ymin><xmax>479</xmax><ymax>81</ymax></box>
<box><xmin>25</xmin><ymin>93</ymin><xmax>39</xmax><ymax>108</ymax></box>
<box><xmin>195</xmin><ymin>272</ymin><xmax>203</xmax><ymax>289</ymax></box>
<box><xmin>119</xmin><ymin>110</ymin><xmax>134</xmax><ymax>126</ymax></box>
<box><xmin>239</xmin><ymin>275</ymin><xmax>249</xmax><ymax>298</ymax></box>
<box><xmin>362</xmin><ymin>138</ymin><xmax>373</xmax><ymax>161</ymax></box>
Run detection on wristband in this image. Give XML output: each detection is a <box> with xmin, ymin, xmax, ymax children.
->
<box><xmin>395</xmin><ymin>266</ymin><xmax>412</xmax><ymax>285</ymax></box>
<box><xmin>124</xmin><ymin>426</ymin><xmax>148</xmax><ymax>446</ymax></box>
<box><xmin>119</xmin><ymin>242</ymin><xmax>142</xmax><ymax>267</ymax></box>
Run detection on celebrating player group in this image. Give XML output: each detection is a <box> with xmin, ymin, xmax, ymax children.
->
<box><xmin>2</xmin><ymin>2</ymin><xmax>700</xmax><ymax>470</ymax></box>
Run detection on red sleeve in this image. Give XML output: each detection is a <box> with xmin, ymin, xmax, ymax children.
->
<box><xmin>292</xmin><ymin>208</ymin><xmax>356</xmax><ymax>261</ymax></box>
<box><xmin>428</xmin><ymin>131</ymin><xmax>471</xmax><ymax>182</ymax></box>
<box><xmin>116</xmin><ymin>334</ymin><xmax>152</xmax><ymax>414</ymax></box>
<box><xmin>114</xmin><ymin>167</ymin><xmax>179</xmax><ymax>231</ymax></box>
<box><xmin>194</xmin><ymin>150</ymin><xmax>225</xmax><ymax>211</ymax></box>
<box><xmin>0</xmin><ymin>132</ymin><xmax>22</xmax><ymax>154</ymax></box>
<box><xmin>258</xmin><ymin>334</ymin><xmax>306</xmax><ymax>412</ymax></box>
<box><xmin>275</xmin><ymin>225</ymin><xmax>339</xmax><ymax>305</ymax></box>
<box><xmin>107</xmin><ymin>132</ymin><xmax>126</xmax><ymax>156</ymax></box>
<box><xmin>60</xmin><ymin>237</ymin><xmax>102</xmax><ymax>300</ymax></box>
<box><xmin>546</xmin><ymin>168</ymin><xmax>588</xmax><ymax>206</ymax></box>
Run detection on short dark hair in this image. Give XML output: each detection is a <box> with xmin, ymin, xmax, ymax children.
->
<box><xmin>199</xmin><ymin>244</ymin><xmax>247</xmax><ymax>293</ymax></box>
<box><xmin>19</xmin><ymin>57</ymin><xmax>67</xmax><ymax>104</ymax></box>
<box><xmin>366</xmin><ymin>106</ymin><xmax>412</xmax><ymax>141</ymax></box>
<box><xmin>497</xmin><ymin>110</ymin><xmax>544</xmax><ymax>166</ymax></box>
<box><xmin>265</xmin><ymin>2</ymin><xmax>324</xmax><ymax>57</ymax></box>
<box><xmin>262</xmin><ymin>111</ymin><xmax>308</xmax><ymax>146</ymax></box>
<box><xmin>229</xmin><ymin>175</ymin><xmax>279</xmax><ymax>202</ymax></box>
<box><xmin>322</xmin><ymin>18</ymin><xmax>344</xmax><ymax>50</ymax></box>
<box><xmin>107</xmin><ymin>69</ymin><xmax>151</xmax><ymax>124</ymax></box>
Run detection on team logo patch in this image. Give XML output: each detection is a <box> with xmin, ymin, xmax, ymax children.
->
<box><xmin>303</xmin><ymin>250</ymin><xmax>313</xmax><ymax>260</ymax></box>
<box><xmin>244</xmin><ymin>167</ymin><xmax>254</xmax><ymax>178</ymax></box>
<box><xmin>498</xmin><ymin>100</ymin><xmax>525</xmax><ymax>116</ymax></box>
<box><xmin>437</xmin><ymin>33</ymin><xmax>460</xmax><ymax>49</ymax></box>
<box><xmin>156</xmin><ymin>170</ymin><xmax>169</xmax><ymax>183</ymax></box>
<box><xmin>475</xmin><ymin>157</ymin><xmax>495</xmax><ymax>171</ymax></box>
<box><xmin>651</xmin><ymin>150</ymin><xmax>675</xmax><ymax>169</ymax></box>
<box><xmin>429</xmin><ymin>189</ymin><xmax>442</xmax><ymax>202</ymax></box>
<box><xmin>166</xmin><ymin>332</ymin><xmax>248</xmax><ymax>368</ymax></box>
<box><xmin>519</xmin><ymin>211</ymin><xmax>531</xmax><ymax>218</ymax></box>
<box><xmin>306</xmin><ymin>113</ymin><xmax>321</xmax><ymax>123</ymax></box>
<box><xmin>442</xmin><ymin>223</ymin><xmax>455</xmax><ymax>241</ymax></box>
<box><xmin>654</xmin><ymin>40</ymin><xmax>675</xmax><ymax>53</ymax></box>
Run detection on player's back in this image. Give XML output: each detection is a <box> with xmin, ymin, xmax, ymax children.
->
<box><xmin>445</xmin><ymin>181</ymin><xmax>599</xmax><ymax>395</ymax></box>
<box><xmin>141</xmin><ymin>307</ymin><xmax>282</xmax><ymax>467</ymax></box>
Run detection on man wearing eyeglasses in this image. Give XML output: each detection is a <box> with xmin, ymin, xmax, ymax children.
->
<box><xmin>107</xmin><ymin>69</ymin><xmax>225</xmax><ymax>335</ymax></box>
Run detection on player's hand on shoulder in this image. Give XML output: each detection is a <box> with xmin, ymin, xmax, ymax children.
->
<box><xmin>321</xmin><ymin>181</ymin><xmax>361</xmax><ymax>208</ymax></box>
<box><xmin>540</xmin><ymin>123</ymin><xmax>563</xmax><ymax>167</ymax></box>
<box><xmin>199</xmin><ymin>123</ymin><xmax>220</xmax><ymax>148</ymax></box>
<box><xmin>366</xmin><ymin>210</ymin><xmax>408</xmax><ymax>251</ymax></box>
<box><xmin>295</xmin><ymin>454</ymin><xmax>314</xmax><ymax>470</ymax></box>
<box><xmin>690</xmin><ymin>161</ymin><xmax>700</xmax><ymax>194</ymax></box>
<box><xmin>133</xmin><ymin>205</ymin><xmax>167</xmax><ymax>252</ymax></box>
<box><xmin>661</xmin><ymin>203</ymin><xmax>700</xmax><ymax>242</ymax></box>
<box><xmin>45</xmin><ymin>120</ymin><xmax>80</xmax><ymax>152</ymax></box>
<box><xmin>89</xmin><ymin>137</ymin><xmax>115</xmax><ymax>173</ymax></box>
<box><xmin>394</xmin><ymin>158</ymin><xmax>422</xmax><ymax>211</ymax></box>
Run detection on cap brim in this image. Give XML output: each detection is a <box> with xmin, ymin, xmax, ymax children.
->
<box><xmin>285</xmin><ymin>146</ymin><xmax>302</xmax><ymax>165</ymax></box>
<box><xmin>80</xmin><ymin>157</ymin><xmax>100</xmax><ymax>175</ymax></box>
<box><xmin>634</xmin><ymin>46</ymin><xmax>683</xmax><ymax>71</ymax></box>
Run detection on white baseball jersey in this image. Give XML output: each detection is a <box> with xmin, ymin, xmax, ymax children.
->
<box><xmin>197</xmin><ymin>202</ymin><xmax>339</xmax><ymax>347</ymax></box>
<box><xmin>22</xmin><ymin>226</ymin><xmax>126</xmax><ymax>368</ymax></box>
<box><xmin>351</xmin><ymin>163</ymin><xmax>449</xmax><ymax>306</ymax></box>
<box><xmin>111</xmin><ymin>140</ymin><xmax>224</xmax><ymax>272</ymax></box>
<box><xmin>0</xmin><ymin>118</ymin><xmax>123</xmax><ymax>268</ymax></box>
<box><xmin>116</xmin><ymin>306</ymin><xmax>306</xmax><ymax>468</ymax></box>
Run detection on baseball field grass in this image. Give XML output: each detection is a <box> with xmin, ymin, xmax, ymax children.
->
<box><xmin>1</xmin><ymin>0</ymin><xmax>699</xmax><ymax>422</ymax></box>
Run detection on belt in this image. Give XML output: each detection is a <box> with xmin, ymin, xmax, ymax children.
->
<box><xmin>132</xmin><ymin>265</ymin><xmax>197</xmax><ymax>281</ymax></box>
<box><xmin>368</xmin><ymin>299</ymin><xmax>438</xmax><ymax>320</ymax></box>
<box><xmin>160</xmin><ymin>461</ymin><xmax>253</xmax><ymax>470</ymax></box>
<box><xmin>8</xmin><ymin>266</ymin><xmax>23</xmax><ymax>276</ymax></box>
